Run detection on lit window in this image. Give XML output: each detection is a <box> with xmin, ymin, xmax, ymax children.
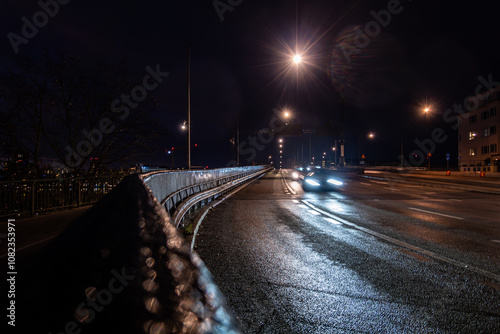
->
<box><xmin>483</xmin><ymin>128</ymin><xmax>490</xmax><ymax>137</ymax></box>
<box><xmin>469</xmin><ymin>132</ymin><xmax>477</xmax><ymax>140</ymax></box>
<box><xmin>469</xmin><ymin>148</ymin><xmax>477</xmax><ymax>156</ymax></box>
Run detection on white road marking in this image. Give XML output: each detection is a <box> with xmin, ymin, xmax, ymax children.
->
<box><xmin>450</xmin><ymin>199</ymin><xmax>463</xmax><ymax>202</ymax></box>
<box><xmin>360</xmin><ymin>182</ymin><xmax>372</xmax><ymax>186</ymax></box>
<box><xmin>491</xmin><ymin>240</ymin><xmax>500</xmax><ymax>244</ymax></box>
<box><xmin>371</xmin><ymin>181</ymin><xmax>388</xmax><ymax>185</ymax></box>
<box><xmin>299</xmin><ymin>200</ymin><xmax>499</xmax><ymax>282</ymax></box>
<box><xmin>308</xmin><ymin>210</ymin><xmax>321</xmax><ymax>216</ymax></box>
<box><xmin>281</xmin><ymin>172</ymin><xmax>297</xmax><ymax>195</ymax></box>
<box><xmin>385</xmin><ymin>187</ymin><xmax>401</xmax><ymax>191</ymax></box>
<box><xmin>324</xmin><ymin>217</ymin><xmax>341</xmax><ymax>225</ymax></box>
<box><xmin>292</xmin><ymin>200</ymin><xmax>300</xmax><ymax>203</ymax></box>
<box><xmin>408</xmin><ymin>207</ymin><xmax>464</xmax><ymax>220</ymax></box>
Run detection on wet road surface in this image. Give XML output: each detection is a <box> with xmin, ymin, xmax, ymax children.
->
<box><xmin>196</xmin><ymin>169</ymin><xmax>500</xmax><ymax>333</ymax></box>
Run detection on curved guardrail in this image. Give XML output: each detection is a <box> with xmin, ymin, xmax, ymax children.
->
<box><xmin>170</xmin><ymin>168</ymin><xmax>269</xmax><ymax>227</ymax></box>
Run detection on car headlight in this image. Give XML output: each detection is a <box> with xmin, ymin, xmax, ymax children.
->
<box><xmin>292</xmin><ymin>172</ymin><xmax>299</xmax><ymax>179</ymax></box>
<box><xmin>305</xmin><ymin>179</ymin><xmax>321</xmax><ymax>186</ymax></box>
<box><xmin>327</xmin><ymin>179</ymin><xmax>343</xmax><ymax>186</ymax></box>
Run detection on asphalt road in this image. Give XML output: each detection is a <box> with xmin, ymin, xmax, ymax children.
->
<box><xmin>195</xmin><ymin>169</ymin><xmax>500</xmax><ymax>333</ymax></box>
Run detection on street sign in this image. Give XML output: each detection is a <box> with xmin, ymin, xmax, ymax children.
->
<box><xmin>446</xmin><ymin>153</ymin><xmax>450</xmax><ymax>161</ymax></box>
<box><xmin>361</xmin><ymin>154</ymin><xmax>366</xmax><ymax>159</ymax></box>
<box><xmin>427</xmin><ymin>152</ymin><xmax>432</xmax><ymax>157</ymax></box>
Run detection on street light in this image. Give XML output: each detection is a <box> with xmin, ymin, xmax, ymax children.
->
<box><xmin>332</xmin><ymin>145</ymin><xmax>337</xmax><ymax>167</ymax></box>
<box><xmin>293</xmin><ymin>54</ymin><xmax>302</xmax><ymax>64</ymax></box>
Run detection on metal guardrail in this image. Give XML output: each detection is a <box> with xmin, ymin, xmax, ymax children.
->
<box><xmin>0</xmin><ymin>175</ymin><xmax>124</xmax><ymax>218</ymax></box>
<box><xmin>170</xmin><ymin>168</ymin><xmax>269</xmax><ymax>227</ymax></box>
<box><xmin>148</xmin><ymin>167</ymin><xmax>268</xmax><ymax>225</ymax></box>
<box><xmin>141</xmin><ymin>166</ymin><xmax>265</xmax><ymax>206</ymax></box>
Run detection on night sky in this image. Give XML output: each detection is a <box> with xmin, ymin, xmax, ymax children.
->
<box><xmin>2</xmin><ymin>0</ymin><xmax>500</xmax><ymax>169</ymax></box>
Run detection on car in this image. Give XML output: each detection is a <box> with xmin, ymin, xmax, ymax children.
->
<box><xmin>300</xmin><ymin>168</ymin><xmax>344</xmax><ymax>191</ymax></box>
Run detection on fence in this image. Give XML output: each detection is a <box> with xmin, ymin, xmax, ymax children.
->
<box><xmin>0</xmin><ymin>175</ymin><xmax>125</xmax><ymax>218</ymax></box>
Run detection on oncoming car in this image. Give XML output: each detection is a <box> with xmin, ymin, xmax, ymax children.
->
<box><xmin>300</xmin><ymin>168</ymin><xmax>344</xmax><ymax>191</ymax></box>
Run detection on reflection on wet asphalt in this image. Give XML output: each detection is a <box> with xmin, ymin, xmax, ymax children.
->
<box><xmin>196</xmin><ymin>171</ymin><xmax>500</xmax><ymax>333</ymax></box>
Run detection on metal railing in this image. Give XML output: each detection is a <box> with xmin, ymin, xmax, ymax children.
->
<box><xmin>0</xmin><ymin>175</ymin><xmax>124</xmax><ymax>218</ymax></box>
<box><xmin>142</xmin><ymin>166</ymin><xmax>266</xmax><ymax>214</ymax></box>
<box><xmin>152</xmin><ymin>167</ymin><xmax>267</xmax><ymax>219</ymax></box>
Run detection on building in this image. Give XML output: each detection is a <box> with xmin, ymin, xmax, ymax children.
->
<box><xmin>459</xmin><ymin>86</ymin><xmax>500</xmax><ymax>172</ymax></box>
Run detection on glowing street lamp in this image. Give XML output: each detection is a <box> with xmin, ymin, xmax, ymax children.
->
<box><xmin>293</xmin><ymin>54</ymin><xmax>302</xmax><ymax>64</ymax></box>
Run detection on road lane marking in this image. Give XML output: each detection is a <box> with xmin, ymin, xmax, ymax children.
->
<box><xmin>360</xmin><ymin>182</ymin><xmax>372</xmax><ymax>186</ymax></box>
<box><xmin>450</xmin><ymin>199</ymin><xmax>462</xmax><ymax>202</ymax></box>
<box><xmin>281</xmin><ymin>171</ymin><xmax>297</xmax><ymax>195</ymax></box>
<box><xmin>492</xmin><ymin>240</ymin><xmax>500</xmax><ymax>244</ymax></box>
<box><xmin>385</xmin><ymin>187</ymin><xmax>401</xmax><ymax>191</ymax></box>
<box><xmin>300</xmin><ymin>200</ymin><xmax>499</xmax><ymax>282</ymax></box>
<box><xmin>408</xmin><ymin>207</ymin><xmax>464</xmax><ymax>220</ymax></box>
<box><xmin>292</xmin><ymin>200</ymin><xmax>300</xmax><ymax>203</ymax></box>
<box><xmin>324</xmin><ymin>217</ymin><xmax>341</xmax><ymax>225</ymax></box>
<box><xmin>308</xmin><ymin>210</ymin><xmax>321</xmax><ymax>216</ymax></box>
<box><xmin>371</xmin><ymin>181</ymin><xmax>388</xmax><ymax>185</ymax></box>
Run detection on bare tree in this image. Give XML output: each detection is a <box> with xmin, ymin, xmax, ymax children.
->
<box><xmin>0</xmin><ymin>52</ymin><xmax>164</xmax><ymax>178</ymax></box>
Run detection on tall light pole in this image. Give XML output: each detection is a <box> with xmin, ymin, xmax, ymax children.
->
<box><xmin>332</xmin><ymin>144</ymin><xmax>337</xmax><ymax>167</ymax></box>
<box><xmin>187</xmin><ymin>44</ymin><xmax>191</xmax><ymax>170</ymax></box>
<box><xmin>423</xmin><ymin>106</ymin><xmax>431</xmax><ymax>171</ymax></box>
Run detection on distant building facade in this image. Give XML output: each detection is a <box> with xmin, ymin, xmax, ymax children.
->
<box><xmin>459</xmin><ymin>86</ymin><xmax>500</xmax><ymax>172</ymax></box>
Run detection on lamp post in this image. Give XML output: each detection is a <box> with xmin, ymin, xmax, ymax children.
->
<box><xmin>187</xmin><ymin>44</ymin><xmax>191</xmax><ymax>170</ymax></box>
<box><xmin>332</xmin><ymin>143</ymin><xmax>337</xmax><ymax>167</ymax></box>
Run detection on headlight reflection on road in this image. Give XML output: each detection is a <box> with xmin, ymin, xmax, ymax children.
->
<box><xmin>324</xmin><ymin>200</ymin><xmax>346</xmax><ymax>213</ymax></box>
<box><xmin>305</xmin><ymin>179</ymin><xmax>321</xmax><ymax>186</ymax></box>
<box><xmin>327</xmin><ymin>179</ymin><xmax>343</xmax><ymax>186</ymax></box>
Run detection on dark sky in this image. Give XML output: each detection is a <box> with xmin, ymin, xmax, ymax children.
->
<box><xmin>2</xmin><ymin>0</ymin><xmax>500</xmax><ymax>168</ymax></box>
